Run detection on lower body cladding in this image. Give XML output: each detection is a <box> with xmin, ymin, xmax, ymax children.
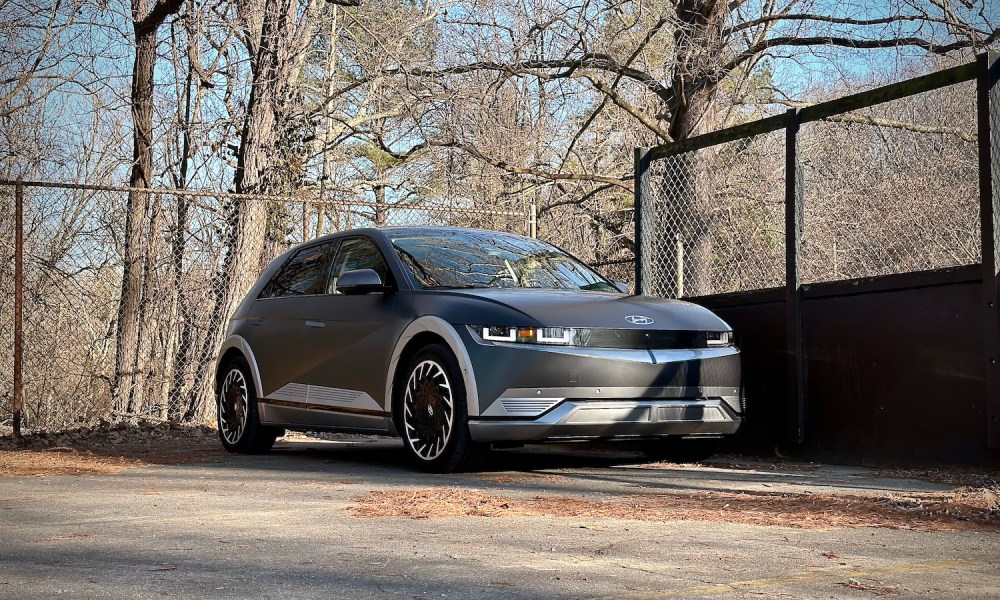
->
<box><xmin>460</xmin><ymin>331</ymin><xmax>743</xmax><ymax>443</ymax></box>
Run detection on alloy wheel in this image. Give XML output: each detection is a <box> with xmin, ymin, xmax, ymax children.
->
<box><xmin>402</xmin><ymin>359</ymin><xmax>455</xmax><ymax>461</ymax></box>
<box><xmin>219</xmin><ymin>368</ymin><xmax>249</xmax><ymax>445</ymax></box>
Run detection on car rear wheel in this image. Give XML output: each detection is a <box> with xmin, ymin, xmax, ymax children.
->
<box><xmin>397</xmin><ymin>344</ymin><xmax>486</xmax><ymax>473</ymax></box>
<box><xmin>642</xmin><ymin>438</ymin><xmax>720</xmax><ymax>463</ymax></box>
<box><xmin>217</xmin><ymin>357</ymin><xmax>279</xmax><ymax>454</ymax></box>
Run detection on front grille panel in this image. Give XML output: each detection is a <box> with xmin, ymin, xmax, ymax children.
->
<box><xmin>578</xmin><ymin>329</ymin><xmax>715</xmax><ymax>349</ymax></box>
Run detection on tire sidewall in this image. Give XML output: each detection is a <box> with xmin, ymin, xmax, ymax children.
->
<box><xmin>217</xmin><ymin>357</ymin><xmax>272</xmax><ymax>453</ymax></box>
<box><xmin>395</xmin><ymin>343</ymin><xmax>481</xmax><ymax>472</ymax></box>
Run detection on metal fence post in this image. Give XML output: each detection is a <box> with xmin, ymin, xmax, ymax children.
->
<box><xmin>633</xmin><ymin>147</ymin><xmax>650</xmax><ymax>295</ymax></box>
<box><xmin>302</xmin><ymin>197</ymin><xmax>310</xmax><ymax>242</ymax></box>
<box><xmin>785</xmin><ymin>109</ymin><xmax>806</xmax><ymax>444</ymax></box>
<box><xmin>13</xmin><ymin>182</ymin><xmax>24</xmax><ymax>437</ymax></box>
<box><xmin>675</xmin><ymin>233</ymin><xmax>684</xmax><ymax>298</ymax></box>
<box><xmin>977</xmin><ymin>51</ymin><xmax>1000</xmax><ymax>448</ymax></box>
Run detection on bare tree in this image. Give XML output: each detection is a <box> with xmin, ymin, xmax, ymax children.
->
<box><xmin>113</xmin><ymin>0</ymin><xmax>186</xmax><ymax>414</ymax></box>
<box><xmin>3</xmin><ymin>0</ymin><xmax>998</xmax><ymax>432</ymax></box>
<box><xmin>345</xmin><ymin>0</ymin><xmax>998</xmax><ymax>291</ymax></box>
<box><xmin>0</xmin><ymin>0</ymin><xmax>83</xmax><ymax>120</ymax></box>
<box><xmin>183</xmin><ymin>0</ymin><xmax>361</xmax><ymax>420</ymax></box>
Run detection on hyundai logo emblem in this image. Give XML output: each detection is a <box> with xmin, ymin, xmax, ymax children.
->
<box><xmin>625</xmin><ymin>315</ymin><xmax>654</xmax><ymax>325</ymax></box>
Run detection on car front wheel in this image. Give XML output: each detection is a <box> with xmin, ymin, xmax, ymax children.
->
<box><xmin>217</xmin><ymin>357</ymin><xmax>279</xmax><ymax>454</ymax></box>
<box><xmin>397</xmin><ymin>344</ymin><xmax>486</xmax><ymax>473</ymax></box>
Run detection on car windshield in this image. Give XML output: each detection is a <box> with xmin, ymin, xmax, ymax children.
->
<box><xmin>391</xmin><ymin>230</ymin><xmax>619</xmax><ymax>292</ymax></box>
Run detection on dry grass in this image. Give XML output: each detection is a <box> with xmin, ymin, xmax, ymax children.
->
<box><xmin>866</xmin><ymin>466</ymin><xmax>1000</xmax><ymax>489</ymax></box>
<box><xmin>698</xmin><ymin>458</ymin><xmax>822</xmax><ymax>473</ymax></box>
<box><xmin>0</xmin><ymin>423</ymin><xmax>225</xmax><ymax>477</ymax></box>
<box><xmin>838</xmin><ymin>578</ymin><xmax>901</xmax><ymax>596</ymax></box>
<box><xmin>476</xmin><ymin>472</ymin><xmax>565</xmax><ymax>484</ymax></box>
<box><xmin>350</xmin><ymin>486</ymin><xmax>1000</xmax><ymax>531</ymax></box>
<box><xmin>0</xmin><ymin>449</ymin><xmax>143</xmax><ymax>477</ymax></box>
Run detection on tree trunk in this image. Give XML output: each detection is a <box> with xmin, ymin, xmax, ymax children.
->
<box><xmin>374</xmin><ymin>184</ymin><xmax>387</xmax><ymax>226</ymax></box>
<box><xmin>187</xmin><ymin>0</ymin><xmax>298</xmax><ymax>420</ymax></box>
<box><xmin>133</xmin><ymin>191</ymin><xmax>162</xmax><ymax>414</ymax></box>
<box><xmin>114</xmin><ymin>0</ymin><xmax>185</xmax><ymax>416</ymax></box>
<box><xmin>316</xmin><ymin>5</ymin><xmax>339</xmax><ymax>238</ymax></box>
<box><xmin>114</xmin><ymin>14</ymin><xmax>157</xmax><ymax>415</ymax></box>
<box><xmin>650</xmin><ymin>0</ymin><xmax>724</xmax><ymax>298</ymax></box>
<box><xmin>166</xmin><ymin>5</ymin><xmax>200</xmax><ymax>420</ymax></box>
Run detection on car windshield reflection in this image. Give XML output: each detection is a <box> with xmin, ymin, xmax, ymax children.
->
<box><xmin>391</xmin><ymin>230</ymin><xmax>618</xmax><ymax>292</ymax></box>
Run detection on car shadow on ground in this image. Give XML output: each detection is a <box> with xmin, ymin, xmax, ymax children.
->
<box><xmin>4</xmin><ymin>426</ymin><xmax>952</xmax><ymax>497</ymax></box>
<box><xmin>273</xmin><ymin>438</ymin><xmax>651</xmax><ymax>471</ymax></box>
<box><xmin>220</xmin><ymin>438</ymin><xmax>954</xmax><ymax>497</ymax></box>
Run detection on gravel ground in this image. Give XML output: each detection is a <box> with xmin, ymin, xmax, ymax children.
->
<box><xmin>1</xmin><ymin>434</ymin><xmax>998</xmax><ymax>599</ymax></box>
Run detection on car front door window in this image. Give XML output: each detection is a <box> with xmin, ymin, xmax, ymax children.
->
<box><xmin>327</xmin><ymin>238</ymin><xmax>390</xmax><ymax>294</ymax></box>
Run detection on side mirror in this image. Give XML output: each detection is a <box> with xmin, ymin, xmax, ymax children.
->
<box><xmin>336</xmin><ymin>269</ymin><xmax>385</xmax><ymax>295</ymax></box>
<box><xmin>613</xmin><ymin>281</ymin><xmax>630</xmax><ymax>294</ymax></box>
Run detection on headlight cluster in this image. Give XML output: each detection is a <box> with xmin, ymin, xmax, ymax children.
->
<box><xmin>706</xmin><ymin>331</ymin><xmax>732</xmax><ymax>347</ymax></box>
<box><xmin>478</xmin><ymin>325</ymin><xmax>573</xmax><ymax>345</ymax></box>
<box><xmin>471</xmin><ymin>325</ymin><xmax>735</xmax><ymax>349</ymax></box>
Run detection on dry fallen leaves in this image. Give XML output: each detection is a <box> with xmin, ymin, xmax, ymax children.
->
<box><xmin>838</xmin><ymin>577</ymin><xmax>901</xmax><ymax>596</ymax></box>
<box><xmin>349</xmin><ymin>486</ymin><xmax>1000</xmax><ymax>532</ymax></box>
<box><xmin>0</xmin><ymin>423</ymin><xmax>224</xmax><ymax>477</ymax></box>
<box><xmin>0</xmin><ymin>450</ymin><xmax>142</xmax><ymax>477</ymax></box>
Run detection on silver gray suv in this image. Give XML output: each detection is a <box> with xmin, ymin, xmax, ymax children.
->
<box><xmin>216</xmin><ymin>227</ymin><xmax>742</xmax><ymax>472</ymax></box>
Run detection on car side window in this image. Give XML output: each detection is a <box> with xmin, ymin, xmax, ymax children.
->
<box><xmin>260</xmin><ymin>242</ymin><xmax>334</xmax><ymax>299</ymax></box>
<box><xmin>327</xmin><ymin>238</ymin><xmax>390</xmax><ymax>294</ymax></box>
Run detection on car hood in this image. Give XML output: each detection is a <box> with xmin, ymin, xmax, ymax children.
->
<box><xmin>440</xmin><ymin>288</ymin><xmax>731</xmax><ymax>331</ymax></box>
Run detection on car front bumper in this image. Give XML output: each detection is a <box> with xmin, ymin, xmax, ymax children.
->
<box><xmin>469</xmin><ymin>396</ymin><xmax>741</xmax><ymax>442</ymax></box>
<box><xmin>458</xmin><ymin>326</ymin><xmax>743</xmax><ymax>443</ymax></box>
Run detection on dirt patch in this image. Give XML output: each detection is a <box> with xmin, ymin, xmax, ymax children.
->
<box><xmin>866</xmin><ymin>466</ymin><xmax>1000</xmax><ymax>489</ymax></box>
<box><xmin>0</xmin><ymin>423</ymin><xmax>226</xmax><ymax>477</ymax></box>
<box><xmin>0</xmin><ymin>449</ymin><xmax>142</xmax><ymax>477</ymax></box>
<box><xmin>349</xmin><ymin>486</ymin><xmax>1000</xmax><ymax>531</ymax></box>
<box><xmin>476</xmin><ymin>472</ymin><xmax>565</xmax><ymax>484</ymax></box>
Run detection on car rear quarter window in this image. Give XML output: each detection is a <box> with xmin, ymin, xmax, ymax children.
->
<box><xmin>260</xmin><ymin>242</ymin><xmax>334</xmax><ymax>298</ymax></box>
<box><xmin>327</xmin><ymin>238</ymin><xmax>390</xmax><ymax>294</ymax></box>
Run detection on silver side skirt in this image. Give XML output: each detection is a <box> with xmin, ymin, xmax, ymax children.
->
<box><xmin>259</xmin><ymin>383</ymin><xmax>390</xmax><ymax>431</ymax></box>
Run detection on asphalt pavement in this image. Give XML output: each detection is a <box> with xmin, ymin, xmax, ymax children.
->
<box><xmin>1</xmin><ymin>439</ymin><xmax>998</xmax><ymax>599</ymax></box>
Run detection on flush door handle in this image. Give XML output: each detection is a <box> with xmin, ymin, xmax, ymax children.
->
<box><xmin>305</xmin><ymin>320</ymin><xmax>326</xmax><ymax>328</ymax></box>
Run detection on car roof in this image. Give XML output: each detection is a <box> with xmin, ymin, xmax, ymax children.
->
<box><xmin>381</xmin><ymin>226</ymin><xmax>535</xmax><ymax>239</ymax></box>
<box><xmin>295</xmin><ymin>226</ymin><xmax>534</xmax><ymax>249</ymax></box>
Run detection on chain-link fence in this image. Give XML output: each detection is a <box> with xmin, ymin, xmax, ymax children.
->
<box><xmin>638</xmin><ymin>59</ymin><xmax>984</xmax><ymax>299</ymax></box>
<box><xmin>0</xmin><ymin>181</ymin><xmax>531</xmax><ymax>431</ymax></box>
<box><xmin>639</xmin><ymin>130</ymin><xmax>786</xmax><ymax>298</ymax></box>
<box><xmin>539</xmin><ymin>201</ymin><xmax>636</xmax><ymax>286</ymax></box>
<box><xmin>800</xmin><ymin>81</ymin><xmax>980</xmax><ymax>282</ymax></box>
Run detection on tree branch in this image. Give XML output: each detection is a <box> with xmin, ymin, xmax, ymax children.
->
<box><xmin>725</xmin><ymin>30</ymin><xmax>1000</xmax><ymax>74</ymax></box>
<box><xmin>138</xmin><ymin>0</ymin><xmax>186</xmax><ymax>31</ymax></box>
<box><xmin>384</xmin><ymin>53</ymin><xmax>674</xmax><ymax>104</ymax></box>
<box><xmin>579</xmin><ymin>74</ymin><xmax>673</xmax><ymax>141</ymax></box>
<box><xmin>432</xmin><ymin>140</ymin><xmax>632</xmax><ymax>191</ymax></box>
<box><xmin>724</xmin><ymin>12</ymin><xmax>976</xmax><ymax>38</ymax></box>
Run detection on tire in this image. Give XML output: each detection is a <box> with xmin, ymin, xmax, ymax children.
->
<box><xmin>216</xmin><ymin>356</ymin><xmax>279</xmax><ymax>454</ymax></box>
<box><xmin>395</xmin><ymin>343</ymin><xmax>486</xmax><ymax>473</ymax></box>
<box><xmin>642</xmin><ymin>438</ymin><xmax>720</xmax><ymax>463</ymax></box>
